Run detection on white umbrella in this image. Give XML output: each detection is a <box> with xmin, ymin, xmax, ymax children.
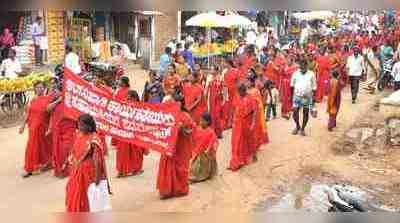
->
<box><xmin>221</xmin><ymin>14</ymin><xmax>252</xmax><ymax>27</ymax></box>
<box><xmin>185</xmin><ymin>12</ymin><xmax>225</xmax><ymax>27</ymax></box>
<box><xmin>293</xmin><ymin>11</ymin><xmax>334</xmax><ymax>21</ymax></box>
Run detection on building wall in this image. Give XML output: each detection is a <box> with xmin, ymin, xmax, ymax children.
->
<box><xmin>153</xmin><ymin>12</ymin><xmax>177</xmax><ymax>61</ymax></box>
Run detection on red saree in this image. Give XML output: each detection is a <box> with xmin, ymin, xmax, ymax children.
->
<box><xmin>274</xmin><ymin>55</ymin><xmax>287</xmax><ymax>90</ymax></box>
<box><xmin>327</xmin><ymin>78</ymin><xmax>344</xmax><ymax>130</ymax></box>
<box><xmin>265</xmin><ymin>60</ymin><xmax>279</xmax><ymax>86</ymax></box>
<box><xmin>111</xmin><ymin>87</ymin><xmax>129</xmax><ymax>146</ymax></box>
<box><xmin>51</xmin><ymin>102</ymin><xmax>76</xmax><ymax>177</ymax></box>
<box><xmin>229</xmin><ymin>95</ymin><xmax>257</xmax><ymax>171</ymax></box>
<box><xmin>281</xmin><ymin>65</ymin><xmax>297</xmax><ymax>117</ymax></box>
<box><xmin>223</xmin><ymin>68</ymin><xmax>240</xmax><ymax>129</ymax></box>
<box><xmin>315</xmin><ymin>55</ymin><xmax>332</xmax><ymax>103</ymax></box>
<box><xmin>190</xmin><ymin>126</ymin><xmax>218</xmax><ymax>182</ymax></box>
<box><xmin>192</xmin><ymin>126</ymin><xmax>218</xmax><ymax>159</ymax></box>
<box><xmin>65</xmin><ymin>132</ymin><xmax>106</xmax><ymax>212</ymax></box>
<box><xmin>182</xmin><ymin>82</ymin><xmax>207</xmax><ymax>124</ymax></box>
<box><xmin>163</xmin><ymin>74</ymin><xmax>181</xmax><ymax>94</ymax></box>
<box><xmin>208</xmin><ymin>78</ymin><xmax>224</xmax><ymax>137</ymax></box>
<box><xmin>24</xmin><ymin>95</ymin><xmax>52</xmax><ymax>173</ymax></box>
<box><xmin>116</xmin><ymin>140</ymin><xmax>149</xmax><ymax>176</ymax></box>
<box><xmin>247</xmin><ymin>88</ymin><xmax>269</xmax><ymax>151</ymax></box>
<box><xmin>156</xmin><ymin>111</ymin><xmax>195</xmax><ymax>198</ymax></box>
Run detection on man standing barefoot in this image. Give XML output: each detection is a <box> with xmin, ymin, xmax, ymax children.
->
<box><xmin>290</xmin><ymin>59</ymin><xmax>317</xmax><ymax>136</ymax></box>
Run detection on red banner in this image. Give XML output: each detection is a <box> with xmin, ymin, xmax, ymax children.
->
<box><xmin>62</xmin><ymin>68</ymin><xmax>180</xmax><ymax>155</ymax></box>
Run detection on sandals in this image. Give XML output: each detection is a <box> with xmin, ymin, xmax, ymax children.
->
<box><xmin>22</xmin><ymin>172</ymin><xmax>32</xmax><ymax>178</ymax></box>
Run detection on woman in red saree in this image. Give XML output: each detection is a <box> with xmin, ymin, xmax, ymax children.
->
<box><xmin>228</xmin><ymin>84</ymin><xmax>257</xmax><ymax>171</ymax></box>
<box><xmin>157</xmin><ymin>94</ymin><xmax>195</xmax><ymax>199</ymax></box>
<box><xmin>193</xmin><ymin>64</ymin><xmax>206</xmax><ymax>87</ymax></box>
<box><xmin>339</xmin><ymin>45</ymin><xmax>352</xmax><ymax>84</ymax></box>
<box><xmin>247</xmin><ymin>75</ymin><xmax>269</xmax><ymax>155</ymax></box>
<box><xmin>111</xmin><ymin>76</ymin><xmax>130</xmax><ymax>147</ymax></box>
<box><xmin>315</xmin><ymin>48</ymin><xmax>332</xmax><ymax>103</ymax></box>
<box><xmin>19</xmin><ymin>81</ymin><xmax>52</xmax><ymax>178</ymax></box>
<box><xmin>253</xmin><ymin>64</ymin><xmax>269</xmax><ymax>120</ymax></box>
<box><xmin>163</xmin><ymin>63</ymin><xmax>181</xmax><ymax>96</ymax></box>
<box><xmin>47</xmin><ymin>86</ymin><xmax>77</xmax><ymax>178</ymax></box>
<box><xmin>206</xmin><ymin>66</ymin><xmax>225</xmax><ymax>138</ymax></box>
<box><xmin>222</xmin><ymin>59</ymin><xmax>240</xmax><ymax>129</ymax></box>
<box><xmin>264</xmin><ymin>48</ymin><xmax>279</xmax><ymax>86</ymax></box>
<box><xmin>239</xmin><ymin>47</ymin><xmax>256</xmax><ymax>79</ymax></box>
<box><xmin>182</xmin><ymin>72</ymin><xmax>207</xmax><ymax>124</ymax></box>
<box><xmin>65</xmin><ymin>114</ymin><xmax>110</xmax><ymax>212</ymax></box>
<box><xmin>242</xmin><ymin>47</ymin><xmax>256</xmax><ymax>72</ymax></box>
<box><xmin>281</xmin><ymin>57</ymin><xmax>297</xmax><ymax>119</ymax></box>
<box><xmin>328</xmin><ymin>47</ymin><xmax>341</xmax><ymax>72</ymax></box>
<box><xmin>327</xmin><ymin>71</ymin><xmax>345</xmax><ymax>131</ymax></box>
<box><xmin>116</xmin><ymin>90</ymin><xmax>149</xmax><ymax>177</ymax></box>
<box><xmin>189</xmin><ymin>112</ymin><xmax>218</xmax><ymax>183</ymax></box>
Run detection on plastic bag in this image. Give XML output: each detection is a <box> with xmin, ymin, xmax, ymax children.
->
<box><xmin>87</xmin><ymin>180</ymin><xmax>112</xmax><ymax>212</ymax></box>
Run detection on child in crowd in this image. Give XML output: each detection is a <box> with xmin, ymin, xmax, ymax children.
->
<box><xmin>266</xmin><ymin>81</ymin><xmax>279</xmax><ymax>121</ymax></box>
<box><xmin>189</xmin><ymin>112</ymin><xmax>218</xmax><ymax>183</ymax></box>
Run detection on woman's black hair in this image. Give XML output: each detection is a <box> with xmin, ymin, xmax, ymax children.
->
<box><xmin>172</xmin><ymin>89</ymin><xmax>187</xmax><ymax>111</ymax></box>
<box><xmin>192</xmin><ymin>70</ymin><xmax>199</xmax><ymax>80</ymax></box>
<box><xmin>226</xmin><ymin>59</ymin><xmax>235</xmax><ymax>68</ymax></box>
<box><xmin>238</xmin><ymin>83</ymin><xmax>247</xmax><ymax>96</ymax></box>
<box><xmin>78</xmin><ymin>114</ymin><xmax>97</xmax><ymax>133</ymax></box>
<box><xmin>201</xmin><ymin>112</ymin><xmax>212</xmax><ymax>126</ymax></box>
<box><xmin>65</xmin><ymin>43</ymin><xmax>73</xmax><ymax>53</ymax></box>
<box><xmin>128</xmin><ymin>90</ymin><xmax>140</xmax><ymax>101</ymax></box>
<box><xmin>120</xmin><ymin>76</ymin><xmax>130</xmax><ymax>87</ymax></box>
<box><xmin>168</xmin><ymin>63</ymin><xmax>176</xmax><ymax>73</ymax></box>
<box><xmin>165</xmin><ymin>47</ymin><xmax>172</xmax><ymax>54</ymax></box>
<box><xmin>332</xmin><ymin>70</ymin><xmax>340</xmax><ymax>79</ymax></box>
<box><xmin>184</xmin><ymin>42</ymin><xmax>191</xmax><ymax>50</ymax></box>
<box><xmin>149</xmin><ymin>69</ymin><xmax>157</xmax><ymax>77</ymax></box>
<box><xmin>247</xmin><ymin>69</ymin><xmax>257</xmax><ymax>84</ymax></box>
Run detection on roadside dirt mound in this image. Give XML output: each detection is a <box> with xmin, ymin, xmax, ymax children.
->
<box><xmin>330</xmin><ymin>105</ymin><xmax>399</xmax><ymax>157</ymax></box>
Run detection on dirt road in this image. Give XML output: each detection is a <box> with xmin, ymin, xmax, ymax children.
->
<box><xmin>0</xmin><ymin>68</ymin><xmax>392</xmax><ymax>217</ymax></box>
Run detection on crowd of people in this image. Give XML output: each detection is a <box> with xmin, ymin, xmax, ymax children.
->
<box><xmin>16</xmin><ymin>12</ymin><xmax>400</xmax><ymax>212</ymax></box>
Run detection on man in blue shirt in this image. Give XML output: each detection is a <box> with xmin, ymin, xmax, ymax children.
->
<box><xmin>159</xmin><ymin>47</ymin><xmax>172</xmax><ymax>76</ymax></box>
<box><xmin>181</xmin><ymin>43</ymin><xmax>194</xmax><ymax>71</ymax></box>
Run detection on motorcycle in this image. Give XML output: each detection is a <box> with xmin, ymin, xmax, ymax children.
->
<box><xmin>377</xmin><ymin>58</ymin><xmax>394</xmax><ymax>92</ymax></box>
<box><xmin>325</xmin><ymin>185</ymin><xmax>395</xmax><ymax>212</ymax></box>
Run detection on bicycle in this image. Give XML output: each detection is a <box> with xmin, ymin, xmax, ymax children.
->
<box><xmin>0</xmin><ymin>91</ymin><xmax>29</xmax><ymax>116</ymax></box>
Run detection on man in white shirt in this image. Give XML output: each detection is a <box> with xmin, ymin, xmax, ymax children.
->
<box><xmin>65</xmin><ymin>44</ymin><xmax>82</xmax><ymax>75</ymax></box>
<box><xmin>167</xmin><ymin>39</ymin><xmax>177</xmax><ymax>55</ymax></box>
<box><xmin>290</xmin><ymin>59</ymin><xmax>317</xmax><ymax>136</ymax></box>
<box><xmin>0</xmin><ymin>49</ymin><xmax>22</xmax><ymax>79</ymax></box>
<box><xmin>300</xmin><ymin>26</ymin><xmax>309</xmax><ymax>47</ymax></box>
<box><xmin>391</xmin><ymin>60</ymin><xmax>400</xmax><ymax>91</ymax></box>
<box><xmin>346</xmin><ymin>47</ymin><xmax>365</xmax><ymax>103</ymax></box>
<box><xmin>246</xmin><ymin>29</ymin><xmax>257</xmax><ymax>46</ymax></box>
<box><xmin>31</xmin><ymin>16</ymin><xmax>44</xmax><ymax>66</ymax></box>
<box><xmin>256</xmin><ymin>30</ymin><xmax>268</xmax><ymax>51</ymax></box>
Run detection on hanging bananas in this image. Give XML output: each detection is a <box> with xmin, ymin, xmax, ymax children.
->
<box><xmin>0</xmin><ymin>71</ymin><xmax>54</xmax><ymax>93</ymax></box>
